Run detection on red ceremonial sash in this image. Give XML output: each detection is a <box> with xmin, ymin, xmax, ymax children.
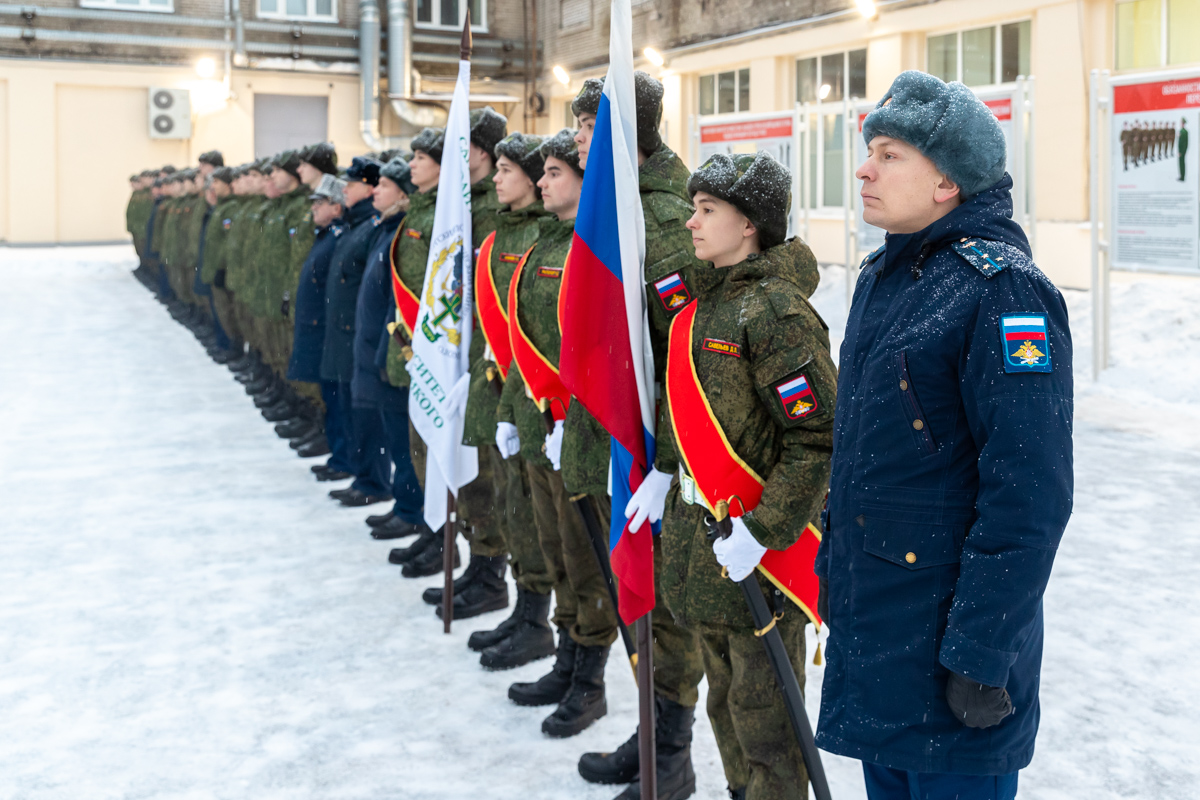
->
<box><xmin>475</xmin><ymin>231</ymin><xmax>515</xmax><ymax>379</ymax></box>
<box><xmin>390</xmin><ymin>224</ymin><xmax>421</xmax><ymax>337</ymax></box>
<box><xmin>666</xmin><ymin>300</ymin><xmax>823</xmax><ymax>628</ymax></box>
<box><xmin>507</xmin><ymin>246</ymin><xmax>571</xmax><ymax>422</ymax></box>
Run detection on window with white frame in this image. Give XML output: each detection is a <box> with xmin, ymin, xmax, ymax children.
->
<box><xmin>926</xmin><ymin>21</ymin><xmax>1030</xmax><ymax>87</ymax></box>
<box><xmin>1116</xmin><ymin>0</ymin><xmax>1200</xmax><ymax>70</ymax></box>
<box><xmin>80</xmin><ymin>0</ymin><xmax>173</xmax><ymax>12</ymax></box>
<box><xmin>257</xmin><ymin>0</ymin><xmax>337</xmax><ymax>22</ymax></box>
<box><xmin>795</xmin><ymin>48</ymin><xmax>866</xmax><ymax>209</ymax></box>
<box><xmin>698</xmin><ymin>68</ymin><xmax>750</xmax><ymax>116</ymax></box>
<box><xmin>416</xmin><ymin>0</ymin><xmax>486</xmax><ymax>31</ymax></box>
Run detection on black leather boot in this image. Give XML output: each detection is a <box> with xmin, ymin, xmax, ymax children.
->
<box><xmin>296</xmin><ymin>436</ymin><xmax>330</xmax><ymax>458</ymax></box>
<box><xmin>275</xmin><ymin>417</ymin><xmax>315</xmax><ymax>439</ymax></box>
<box><xmin>370</xmin><ymin>516</ymin><xmax>423</xmax><ymax>540</ymax></box>
<box><xmin>479</xmin><ymin>589</ymin><xmax>555</xmax><ymax>670</ymax></box>
<box><xmin>469</xmin><ymin>586</ymin><xmax>527</xmax><ymax>652</ymax></box>
<box><xmin>389</xmin><ymin>528</ymin><xmax>436</xmax><ymax>565</ymax></box>
<box><xmin>611</xmin><ymin>695</ymin><xmax>697</xmax><ymax>800</ymax></box>
<box><xmin>254</xmin><ymin>381</ymin><xmax>285</xmax><ymax>408</ymax></box>
<box><xmin>579</xmin><ymin>729</ymin><xmax>639</xmax><ymax>785</ymax></box>
<box><xmin>422</xmin><ymin>555</ymin><xmax>485</xmax><ymax>605</ymax></box>
<box><xmin>401</xmin><ymin>533</ymin><xmax>460</xmax><ymax>578</ymax></box>
<box><xmin>542</xmin><ymin>643</ymin><xmax>609</xmax><ymax>737</ymax></box>
<box><xmin>508</xmin><ymin>627</ymin><xmax>577</xmax><ymax>707</ymax></box>
<box><xmin>435</xmin><ymin>555</ymin><xmax>509</xmax><ymax>620</ymax></box>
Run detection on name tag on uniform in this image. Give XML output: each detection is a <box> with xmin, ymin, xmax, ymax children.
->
<box><xmin>702</xmin><ymin>338</ymin><xmax>741</xmax><ymax>357</ymax></box>
<box><xmin>537</xmin><ymin>266</ymin><xmax>562</xmax><ymax>279</ymax></box>
<box><xmin>405</xmin><ymin>229</ymin><xmax>422</xmax><ymax>239</ymax></box>
<box><xmin>500</xmin><ymin>252</ymin><xmax>522</xmax><ymax>263</ymax></box>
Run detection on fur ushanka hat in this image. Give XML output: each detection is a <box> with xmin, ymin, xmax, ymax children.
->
<box><xmin>687</xmin><ymin>151</ymin><xmax>791</xmax><ymax>250</ymax></box>
<box><xmin>494</xmin><ymin>132</ymin><xmax>546</xmax><ymax>187</ymax></box>
<box><xmin>570</xmin><ymin>72</ymin><xmax>664</xmax><ymax>154</ymax></box>
<box><xmin>539</xmin><ymin>129</ymin><xmax>583</xmax><ymax>177</ymax></box>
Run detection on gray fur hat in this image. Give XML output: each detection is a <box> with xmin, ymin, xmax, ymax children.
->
<box><xmin>539</xmin><ymin>128</ymin><xmax>583</xmax><ymax>177</ymax></box>
<box><xmin>862</xmin><ymin>70</ymin><xmax>1006</xmax><ymax>199</ymax></box>
<box><xmin>309</xmin><ymin>173</ymin><xmax>347</xmax><ymax>206</ymax></box>
<box><xmin>687</xmin><ymin>151</ymin><xmax>791</xmax><ymax>251</ymax></box>
<box><xmin>411</xmin><ymin>127</ymin><xmax>445</xmax><ymax>164</ymax></box>
<box><xmin>380</xmin><ymin>156</ymin><xmax>417</xmax><ymax>196</ymax></box>
<box><xmin>470</xmin><ymin>107</ymin><xmax>509</xmax><ymax>158</ymax></box>
<box><xmin>569</xmin><ymin>71</ymin><xmax>663</xmax><ymax>153</ymax></box>
<box><xmin>494</xmin><ymin>132</ymin><xmax>546</xmax><ymax>186</ymax></box>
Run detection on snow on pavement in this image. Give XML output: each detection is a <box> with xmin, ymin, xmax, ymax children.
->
<box><xmin>0</xmin><ymin>246</ymin><xmax>1197</xmax><ymax>799</ymax></box>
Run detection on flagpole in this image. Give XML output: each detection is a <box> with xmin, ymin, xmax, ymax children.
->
<box><xmin>441</xmin><ymin>11</ymin><xmax>474</xmax><ymax>636</ymax></box>
<box><xmin>636</xmin><ymin>612</ymin><xmax>656</xmax><ymax>800</ymax></box>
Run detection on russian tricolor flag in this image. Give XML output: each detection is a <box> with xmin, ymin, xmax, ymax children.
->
<box><xmin>558</xmin><ymin>0</ymin><xmax>656</xmax><ymax>625</ymax></box>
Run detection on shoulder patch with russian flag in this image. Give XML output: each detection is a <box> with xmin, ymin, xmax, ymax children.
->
<box><xmin>1000</xmin><ymin>313</ymin><xmax>1052</xmax><ymax>373</ymax></box>
<box><xmin>775</xmin><ymin>373</ymin><xmax>818</xmax><ymax>420</ymax></box>
<box><xmin>654</xmin><ymin>272</ymin><xmax>692</xmax><ymax>312</ymax></box>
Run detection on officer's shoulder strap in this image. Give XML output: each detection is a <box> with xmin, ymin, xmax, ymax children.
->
<box><xmin>950</xmin><ymin>237</ymin><xmax>1010</xmax><ymax>279</ymax></box>
<box><xmin>860</xmin><ymin>243</ymin><xmax>885</xmax><ymax>270</ymax></box>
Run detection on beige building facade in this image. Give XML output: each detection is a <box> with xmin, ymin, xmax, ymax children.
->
<box><xmin>541</xmin><ymin>0</ymin><xmax>1200</xmax><ymax>288</ymax></box>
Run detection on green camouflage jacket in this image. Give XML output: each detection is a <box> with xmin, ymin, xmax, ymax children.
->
<box><xmin>256</xmin><ymin>188</ymin><xmax>310</xmax><ymax>319</ymax></box>
<box><xmin>463</xmin><ymin>200</ymin><xmax>549</xmax><ymax>447</ymax></box>
<box><xmin>654</xmin><ymin>237</ymin><xmax>837</xmax><ymax>629</ymax></box>
<box><xmin>235</xmin><ymin>196</ymin><xmax>280</xmax><ymax>311</ymax></box>
<box><xmin>384</xmin><ymin>187</ymin><xmax>437</xmax><ymax>388</ymax></box>
<box><xmin>280</xmin><ymin>189</ymin><xmax>316</xmax><ymax>317</ymax></box>
<box><xmin>181</xmin><ymin>194</ymin><xmax>208</xmax><ymax>276</ymax></box>
<box><xmin>199</xmin><ymin>196</ymin><xmax>238</xmax><ymax>285</ymax></box>
<box><xmin>496</xmin><ymin>215</ymin><xmax>576</xmax><ymax>470</ymax></box>
<box><xmin>225</xmin><ymin>196</ymin><xmax>270</xmax><ymax>297</ymax></box>
<box><xmin>127</xmin><ymin>189</ymin><xmax>153</xmax><ymax>255</ymax></box>
<box><xmin>153</xmin><ymin>197</ymin><xmax>181</xmax><ymax>269</ymax></box>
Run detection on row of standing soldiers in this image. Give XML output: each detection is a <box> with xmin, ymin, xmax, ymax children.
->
<box><xmin>1120</xmin><ymin>118</ymin><xmax>1183</xmax><ymax>170</ymax></box>
<box><xmin>126</xmin><ymin>71</ymin><xmax>834</xmax><ymax>800</ymax></box>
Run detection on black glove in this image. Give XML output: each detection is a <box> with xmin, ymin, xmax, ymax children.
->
<box><xmin>945</xmin><ymin>671</ymin><xmax>1013</xmax><ymax>729</ymax></box>
<box><xmin>817</xmin><ymin>577</ymin><xmax>829</xmax><ymax>622</ymax></box>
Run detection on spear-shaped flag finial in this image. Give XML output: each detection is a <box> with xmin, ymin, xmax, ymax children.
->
<box><xmin>460</xmin><ymin>10</ymin><xmax>472</xmax><ymax>61</ymax></box>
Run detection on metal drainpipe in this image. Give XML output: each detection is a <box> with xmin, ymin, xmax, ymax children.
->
<box><xmin>232</xmin><ymin>0</ymin><xmax>246</xmax><ymax>66</ymax></box>
<box><xmin>384</xmin><ymin>0</ymin><xmax>444</xmax><ymax>133</ymax></box>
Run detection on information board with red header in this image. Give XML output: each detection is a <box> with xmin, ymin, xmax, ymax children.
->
<box><xmin>1110</xmin><ymin>73</ymin><xmax>1200</xmax><ymax>273</ymax></box>
<box><xmin>696</xmin><ymin>110</ymin><xmax>798</xmax><ymax>234</ymax></box>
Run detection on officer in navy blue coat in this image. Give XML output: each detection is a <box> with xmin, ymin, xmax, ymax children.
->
<box><xmin>288</xmin><ymin>174</ymin><xmax>353</xmax><ymax>481</ymax></box>
<box><xmin>815</xmin><ymin>71</ymin><xmax>1073</xmax><ymax>800</ymax></box>
<box><xmin>319</xmin><ymin>156</ymin><xmax>393</xmax><ymax>508</ymax></box>
<box><xmin>352</xmin><ymin>156</ymin><xmax>424</xmax><ymax>535</ymax></box>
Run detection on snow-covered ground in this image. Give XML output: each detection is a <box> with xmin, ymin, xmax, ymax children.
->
<box><xmin>0</xmin><ymin>245</ymin><xmax>1197</xmax><ymax>800</ymax></box>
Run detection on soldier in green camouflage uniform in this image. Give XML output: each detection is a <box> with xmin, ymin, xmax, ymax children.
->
<box><xmin>465</xmin><ymin>132</ymin><xmax>557</xmax><ymax>670</ymax></box>
<box><xmin>226</xmin><ymin>162</ymin><xmax>275</xmax><ymax>384</ymax></box>
<box><xmin>198</xmin><ymin>167</ymin><xmax>240</xmax><ymax>361</ymax></box>
<box><xmin>127</xmin><ymin>173</ymin><xmax>154</xmax><ymax>270</ymax></box>
<box><xmin>498</xmin><ymin>130</ymin><xmax>615</xmax><ymax>741</ymax></box>
<box><xmin>571</xmin><ymin>73</ymin><xmax>708</xmax><ymax>800</ymax></box>
<box><xmin>655</xmin><ymin>152</ymin><xmax>836</xmax><ymax>800</ymax></box>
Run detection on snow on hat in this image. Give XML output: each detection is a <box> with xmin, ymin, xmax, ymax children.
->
<box><xmin>198</xmin><ymin>150</ymin><xmax>224</xmax><ymax>167</ymax></box>
<box><xmin>570</xmin><ymin>72</ymin><xmax>663</xmax><ymax>153</ymax></box>
<box><xmin>380</xmin><ymin>156</ymin><xmax>417</xmax><ymax>196</ymax></box>
<box><xmin>345</xmin><ymin>155</ymin><xmax>382</xmax><ymax>186</ymax></box>
<box><xmin>470</xmin><ymin>107</ymin><xmax>509</xmax><ymax>159</ymax></box>
<box><xmin>540</xmin><ymin>128</ymin><xmax>583</xmax><ymax>177</ymax></box>
<box><xmin>862</xmin><ymin>70</ymin><xmax>1006</xmax><ymax>199</ymax></box>
<box><xmin>494</xmin><ymin>132</ymin><xmax>546</xmax><ymax>186</ymax></box>
<box><xmin>309</xmin><ymin>173</ymin><xmax>347</xmax><ymax>206</ymax></box>
<box><xmin>411</xmin><ymin>127</ymin><xmax>446</xmax><ymax>164</ymax></box>
<box><xmin>300</xmin><ymin>142</ymin><xmax>338</xmax><ymax>175</ymax></box>
<box><xmin>687</xmin><ymin>151</ymin><xmax>791</xmax><ymax>251</ymax></box>
<box><xmin>274</xmin><ymin>150</ymin><xmax>303</xmax><ymax>180</ymax></box>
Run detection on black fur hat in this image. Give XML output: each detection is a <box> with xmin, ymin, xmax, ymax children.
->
<box><xmin>198</xmin><ymin>150</ymin><xmax>224</xmax><ymax>167</ymax></box>
<box><xmin>210</xmin><ymin>166</ymin><xmax>236</xmax><ymax>185</ymax></box>
<box><xmin>687</xmin><ymin>151</ymin><xmax>791</xmax><ymax>250</ymax></box>
<box><xmin>470</xmin><ymin>106</ymin><xmax>509</xmax><ymax>159</ymax></box>
<box><xmin>569</xmin><ymin>71</ymin><xmax>663</xmax><ymax>153</ymax></box>
<box><xmin>494</xmin><ymin>132</ymin><xmax>546</xmax><ymax>186</ymax></box>
<box><xmin>539</xmin><ymin>129</ymin><xmax>583</xmax><ymax>177</ymax></box>
<box><xmin>379</xmin><ymin>156</ymin><xmax>417</xmax><ymax>196</ymax></box>
<box><xmin>274</xmin><ymin>150</ymin><xmax>303</xmax><ymax>181</ymax></box>
<box><xmin>299</xmin><ymin>142</ymin><xmax>338</xmax><ymax>175</ymax></box>
<box><xmin>411</xmin><ymin>127</ymin><xmax>446</xmax><ymax>164</ymax></box>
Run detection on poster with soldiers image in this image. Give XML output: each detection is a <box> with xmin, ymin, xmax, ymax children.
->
<box><xmin>1110</xmin><ymin>74</ymin><xmax>1200</xmax><ymax>274</ymax></box>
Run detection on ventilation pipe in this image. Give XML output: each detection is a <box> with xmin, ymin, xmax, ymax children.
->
<box><xmin>384</xmin><ymin>0</ymin><xmax>444</xmax><ymax>130</ymax></box>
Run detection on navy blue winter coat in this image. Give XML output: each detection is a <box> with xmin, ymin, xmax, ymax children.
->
<box><xmin>815</xmin><ymin>176</ymin><xmax>1073</xmax><ymax>776</ymax></box>
<box><xmin>191</xmin><ymin>206</ymin><xmax>214</xmax><ymax>298</ymax></box>
<box><xmin>319</xmin><ymin>198</ymin><xmax>379</xmax><ymax>384</ymax></box>
<box><xmin>351</xmin><ymin>210</ymin><xmax>406</xmax><ymax>410</ymax></box>
<box><xmin>287</xmin><ymin>218</ymin><xmax>346</xmax><ymax>382</ymax></box>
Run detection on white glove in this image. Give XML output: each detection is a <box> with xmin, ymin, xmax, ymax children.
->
<box><xmin>712</xmin><ymin>516</ymin><xmax>768</xmax><ymax>582</ymax></box>
<box><xmin>495</xmin><ymin>422</ymin><xmax>521</xmax><ymax>459</ymax></box>
<box><xmin>445</xmin><ymin>373</ymin><xmax>471</xmax><ymax>418</ymax></box>
<box><xmin>624</xmin><ymin>467</ymin><xmax>673</xmax><ymax>532</ymax></box>
<box><xmin>544</xmin><ymin>419</ymin><xmax>564</xmax><ymax>471</ymax></box>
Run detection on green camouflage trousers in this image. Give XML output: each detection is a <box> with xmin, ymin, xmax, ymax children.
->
<box><xmin>630</xmin><ymin>544</ymin><xmax>705</xmax><ymax>707</ymax></box>
<box><xmin>491</xmin><ymin>448</ymin><xmax>553</xmax><ymax>595</ymax></box>
<box><xmin>697</xmin><ymin>611</ymin><xmax>809</xmax><ymax>800</ymax></box>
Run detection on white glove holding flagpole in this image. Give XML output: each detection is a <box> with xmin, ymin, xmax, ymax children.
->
<box><xmin>495</xmin><ymin>422</ymin><xmax>521</xmax><ymax>459</ymax></box>
<box><xmin>712</xmin><ymin>516</ymin><xmax>768</xmax><ymax>582</ymax></box>
<box><xmin>624</xmin><ymin>467</ymin><xmax>673</xmax><ymax>532</ymax></box>
<box><xmin>544</xmin><ymin>419</ymin><xmax>564</xmax><ymax>471</ymax></box>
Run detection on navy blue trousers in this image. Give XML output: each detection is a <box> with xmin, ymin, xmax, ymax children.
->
<box><xmin>380</xmin><ymin>402</ymin><xmax>422</xmax><ymax>523</ymax></box>
<box><xmin>863</xmin><ymin>763</ymin><xmax>1019</xmax><ymax>800</ymax></box>
<box><xmin>332</xmin><ymin>383</ymin><xmax>390</xmax><ymax>498</ymax></box>
<box><xmin>206</xmin><ymin>296</ymin><xmax>231</xmax><ymax>350</ymax></box>
<box><xmin>321</xmin><ymin>381</ymin><xmax>353</xmax><ymax>474</ymax></box>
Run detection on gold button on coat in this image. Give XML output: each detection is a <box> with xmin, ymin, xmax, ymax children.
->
<box><xmin>912</xmin><ymin>419</ymin><xmax>924</xmax><ymax>431</ymax></box>
<box><xmin>899</xmin><ymin>379</ymin><xmax>909</xmax><ymax>391</ymax></box>
<box><xmin>905</xmin><ymin>552</ymin><xmax>917</xmax><ymax>564</ymax></box>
